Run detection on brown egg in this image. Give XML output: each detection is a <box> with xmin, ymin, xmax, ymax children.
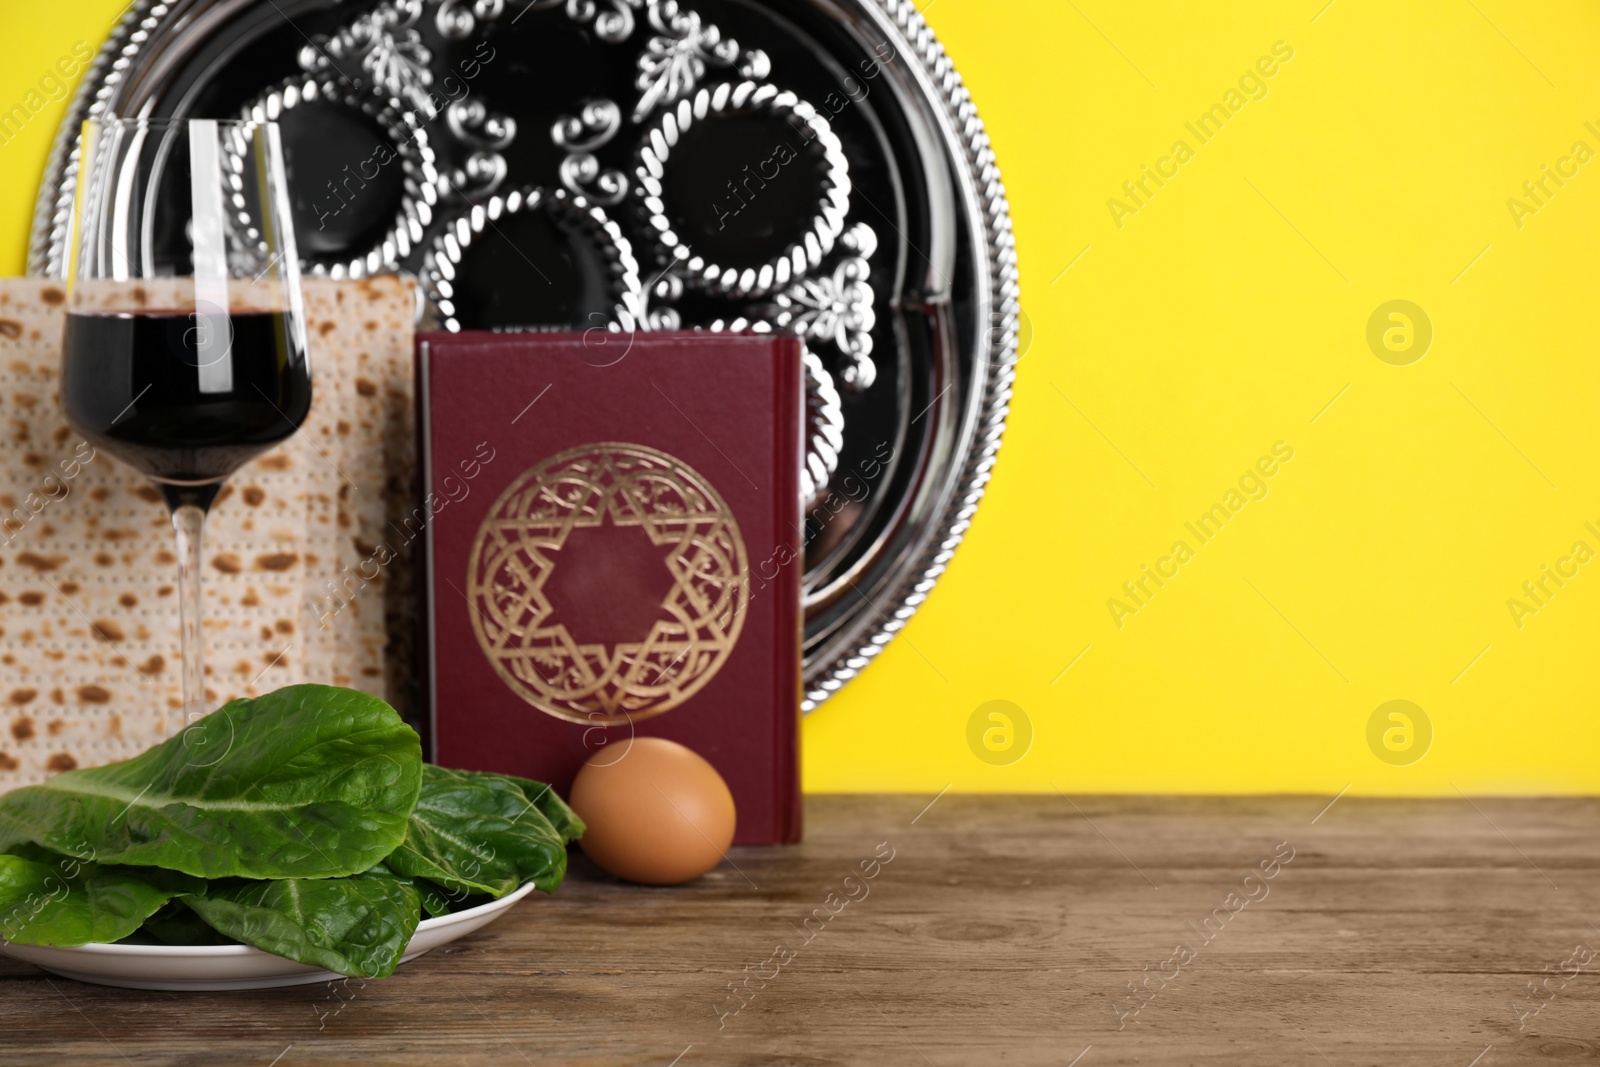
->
<box><xmin>569</xmin><ymin>737</ymin><xmax>736</xmax><ymax>885</ymax></box>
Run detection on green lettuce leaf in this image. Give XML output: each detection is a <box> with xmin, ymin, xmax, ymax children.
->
<box><xmin>416</xmin><ymin>880</ymin><xmax>455</xmax><ymax>919</ymax></box>
<box><xmin>0</xmin><ymin>685</ymin><xmax>422</xmax><ymax>879</ymax></box>
<box><xmin>490</xmin><ymin>773</ymin><xmax>586</xmax><ymax>844</ymax></box>
<box><xmin>179</xmin><ymin>866</ymin><xmax>420</xmax><ymax>979</ymax></box>
<box><xmin>135</xmin><ymin>900</ymin><xmax>240</xmax><ymax>946</ymax></box>
<box><xmin>384</xmin><ymin>765</ymin><xmax>568</xmax><ymax>898</ymax></box>
<box><xmin>413</xmin><ymin>880</ymin><xmax>497</xmax><ymax>918</ymax></box>
<box><xmin>0</xmin><ymin>848</ymin><xmax>200</xmax><ymax>946</ymax></box>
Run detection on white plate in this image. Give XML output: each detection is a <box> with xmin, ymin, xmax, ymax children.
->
<box><xmin>0</xmin><ymin>881</ymin><xmax>537</xmax><ymax>991</ymax></box>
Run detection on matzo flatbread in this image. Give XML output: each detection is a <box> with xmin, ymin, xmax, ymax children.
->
<box><xmin>0</xmin><ymin>277</ymin><xmax>416</xmax><ymax>786</ymax></box>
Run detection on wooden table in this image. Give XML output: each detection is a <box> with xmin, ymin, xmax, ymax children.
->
<box><xmin>4</xmin><ymin>795</ymin><xmax>1598</xmax><ymax>1065</ymax></box>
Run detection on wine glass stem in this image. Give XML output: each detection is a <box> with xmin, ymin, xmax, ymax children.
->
<box><xmin>171</xmin><ymin>503</ymin><xmax>208</xmax><ymax>721</ymax></box>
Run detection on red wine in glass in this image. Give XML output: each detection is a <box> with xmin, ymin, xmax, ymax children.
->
<box><xmin>63</xmin><ymin>117</ymin><xmax>310</xmax><ymax>722</ymax></box>
<box><xmin>61</xmin><ymin>309</ymin><xmax>311</xmax><ymax>510</ymax></box>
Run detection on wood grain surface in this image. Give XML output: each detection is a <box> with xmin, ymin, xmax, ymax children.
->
<box><xmin>3</xmin><ymin>794</ymin><xmax>1598</xmax><ymax>1065</ymax></box>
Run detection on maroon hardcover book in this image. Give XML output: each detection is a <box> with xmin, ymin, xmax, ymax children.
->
<box><xmin>417</xmin><ymin>331</ymin><xmax>803</xmax><ymax>845</ymax></box>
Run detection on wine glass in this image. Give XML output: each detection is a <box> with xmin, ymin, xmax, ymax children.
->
<box><xmin>61</xmin><ymin>117</ymin><xmax>311</xmax><ymax>725</ymax></box>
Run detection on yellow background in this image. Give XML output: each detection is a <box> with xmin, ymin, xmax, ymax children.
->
<box><xmin>4</xmin><ymin>1</ymin><xmax>1597</xmax><ymax>796</ymax></box>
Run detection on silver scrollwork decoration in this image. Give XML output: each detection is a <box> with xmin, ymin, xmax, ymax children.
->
<box><xmin>435</xmin><ymin>0</ymin><xmax>510</xmax><ymax>40</ymax></box>
<box><xmin>568</xmin><ymin>0</ymin><xmax>643</xmax><ymax>43</ymax></box>
<box><xmin>442</xmin><ymin>97</ymin><xmax>516</xmax><ymax>200</ymax></box>
<box><xmin>473</xmin><ymin>0</ymin><xmax>640</xmax><ymax>41</ymax></box>
<box><xmin>553</xmin><ymin>100</ymin><xmax>629</xmax><ymax>205</ymax></box>
<box><xmin>447</xmin><ymin>98</ymin><xmax>517</xmax><ymax>149</ymax></box>
<box><xmin>448</xmin><ymin>151</ymin><xmax>508</xmax><ymax>200</ymax></box>
<box><xmin>552</xmin><ymin>99</ymin><xmax>622</xmax><ymax>153</ymax></box>
<box><xmin>642</xmin><ymin>270</ymin><xmax>685</xmax><ymax>330</ymax></box>
<box><xmin>300</xmin><ymin>1</ymin><xmax>437</xmax><ymax>116</ymax></box>
<box><xmin>772</xmin><ymin>222</ymin><xmax>878</xmax><ymax>391</ymax></box>
<box><xmin>634</xmin><ymin>1</ymin><xmax>771</xmax><ymax>121</ymax></box>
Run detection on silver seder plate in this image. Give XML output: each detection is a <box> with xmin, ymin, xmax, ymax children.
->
<box><xmin>31</xmin><ymin>0</ymin><xmax>1018</xmax><ymax>710</ymax></box>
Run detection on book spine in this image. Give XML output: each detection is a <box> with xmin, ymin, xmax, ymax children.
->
<box><xmin>415</xmin><ymin>339</ymin><xmax>436</xmax><ymax>761</ymax></box>
<box><xmin>777</xmin><ymin>337</ymin><xmax>804</xmax><ymax>844</ymax></box>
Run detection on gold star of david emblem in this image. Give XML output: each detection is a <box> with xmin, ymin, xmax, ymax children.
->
<box><xmin>466</xmin><ymin>443</ymin><xmax>750</xmax><ymax>724</ymax></box>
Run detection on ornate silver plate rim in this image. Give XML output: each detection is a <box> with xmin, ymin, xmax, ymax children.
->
<box><xmin>635</xmin><ymin>80</ymin><xmax>851</xmax><ymax>299</ymax></box>
<box><xmin>234</xmin><ymin>73</ymin><xmax>440</xmax><ymax>279</ymax></box>
<box><xmin>421</xmin><ymin>185</ymin><xmax>644</xmax><ymax>333</ymax></box>
<box><xmin>27</xmin><ymin>0</ymin><xmax>1020</xmax><ymax>714</ymax></box>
